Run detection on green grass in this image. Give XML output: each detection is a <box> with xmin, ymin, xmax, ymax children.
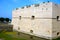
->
<box><xmin>53</xmin><ymin>37</ymin><xmax>60</xmax><ymax>40</ymax></box>
<box><xmin>0</xmin><ymin>32</ymin><xmax>27</xmax><ymax>40</ymax></box>
<box><xmin>0</xmin><ymin>32</ymin><xmax>60</xmax><ymax>40</ymax></box>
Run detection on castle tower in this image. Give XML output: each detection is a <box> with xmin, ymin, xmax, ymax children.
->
<box><xmin>12</xmin><ymin>1</ymin><xmax>60</xmax><ymax>39</ymax></box>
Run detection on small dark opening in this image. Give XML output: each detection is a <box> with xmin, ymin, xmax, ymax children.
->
<box><xmin>57</xmin><ymin>32</ymin><xmax>59</xmax><ymax>35</ymax></box>
<box><xmin>30</xmin><ymin>36</ymin><xmax>33</xmax><ymax>39</ymax></box>
<box><xmin>16</xmin><ymin>8</ymin><xmax>18</xmax><ymax>10</ymax></box>
<box><xmin>57</xmin><ymin>16</ymin><xmax>59</xmax><ymax>21</ymax></box>
<box><xmin>21</xmin><ymin>7</ymin><xmax>24</xmax><ymax>9</ymax></box>
<box><xmin>31</xmin><ymin>16</ymin><xmax>35</xmax><ymax>20</ymax></box>
<box><xmin>30</xmin><ymin>30</ymin><xmax>33</xmax><ymax>33</ymax></box>
<box><xmin>48</xmin><ymin>1</ymin><xmax>50</xmax><ymax>3</ymax></box>
<box><xmin>18</xmin><ymin>32</ymin><xmax>20</xmax><ymax>35</ymax></box>
<box><xmin>19</xmin><ymin>16</ymin><xmax>21</xmax><ymax>19</ymax></box>
<box><xmin>34</xmin><ymin>4</ymin><xmax>39</xmax><ymax>7</ymax></box>
<box><xmin>18</xmin><ymin>27</ymin><xmax>20</xmax><ymax>30</ymax></box>
<box><xmin>43</xmin><ymin>2</ymin><xmax>45</xmax><ymax>3</ymax></box>
<box><xmin>26</xmin><ymin>5</ymin><xmax>31</xmax><ymax>8</ymax></box>
<box><xmin>46</xmin><ymin>8</ymin><xmax>48</xmax><ymax>10</ymax></box>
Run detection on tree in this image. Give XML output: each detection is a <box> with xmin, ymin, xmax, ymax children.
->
<box><xmin>5</xmin><ymin>18</ymin><xmax>11</xmax><ymax>23</ymax></box>
<box><xmin>5</xmin><ymin>18</ymin><xmax>10</xmax><ymax>22</ymax></box>
<box><xmin>0</xmin><ymin>17</ymin><xmax>5</xmax><ymax>23</ymax></box>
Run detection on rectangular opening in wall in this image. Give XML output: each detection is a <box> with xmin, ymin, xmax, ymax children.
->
<box><xmin>19</xmin><ymin>16</ymin><xmax>21</xmax><ymax>20</ymax></box>
<box><xmin>57</xmin><ymin>16</ymin><xmax>59</xmax><ymax>21</ymax></box>
<box><xmin>30</xmin><ymin>30</ymin><xmax>33</xmax><ymax>33</ymax></box>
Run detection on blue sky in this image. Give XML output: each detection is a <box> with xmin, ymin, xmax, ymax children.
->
<box><xmin>0</xmin><ymin>0</ymin><xmax>60</xmax><ymax>19</ymax></box>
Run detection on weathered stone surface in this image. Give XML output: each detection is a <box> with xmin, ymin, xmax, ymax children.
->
<box><xmin>12</xmin><ymin>1</ymin><xmax>60</xmax><ymax>39</ymax></box>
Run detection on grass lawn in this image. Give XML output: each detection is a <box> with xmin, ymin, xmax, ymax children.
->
<box><xmin>0</xmin><ymin>31</ymin><xmax>60</xmax><ymax>40</ymax></box>
<box><xmin>0</xmin><ymin>32</ymin><xmax>27</xmax><ymax>40</ymax></box>
<box><xmin>53</xmin><ymin>37</ymin><xmax>60</xmax><ymax>40</ymax></box>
